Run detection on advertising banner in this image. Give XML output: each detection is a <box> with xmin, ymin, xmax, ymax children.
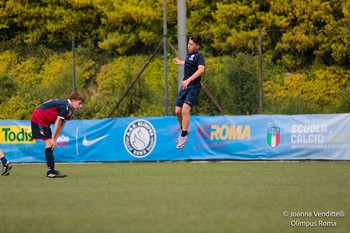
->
<box><xmin>1</xmin><ymin>114</ymin><xmax>350</xmax><ymax>162</ymax></box>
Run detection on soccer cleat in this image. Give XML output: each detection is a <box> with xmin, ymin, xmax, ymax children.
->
<box><xmin>46</xmin><ymin>170</ymin><xmax>67</xmax><ymax>178</ymax></box>
<box><xmin>176</xmin><ymin>135</ymin><xmax>188</xmax><ymax>149</ymax></box>
<box><xmin>176</xmin><ymin>130</ymin><xmax>190</xmax><ymax>142</ymax></box>
<box><xmin>2</xmin><ymin>162</ymin><xmax>12</xmax><ymax>176</ymax></box>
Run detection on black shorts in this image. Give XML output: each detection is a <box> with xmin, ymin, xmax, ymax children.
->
<box><xmin>31</xmin><ymin>121</ymin><xmax>52</xmax><ymax>140</ymax></box>
<box><xmin>176</xmin><ymin>86</ymin><xmax>201</xmax><ymax>108</ymax></box>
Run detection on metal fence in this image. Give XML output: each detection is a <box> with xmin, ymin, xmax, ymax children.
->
<box><xmin>1</xmin><ymin>30</ymin><xmax>349</xmax><ymax>119</ymax></box>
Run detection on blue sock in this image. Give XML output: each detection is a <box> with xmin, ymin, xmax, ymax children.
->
<box><xmin>1</xmin><ymin>157</ymin><xmax>8</xmax><ymax>166</ymax></box>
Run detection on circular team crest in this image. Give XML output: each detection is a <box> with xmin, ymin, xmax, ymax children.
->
<box><xmin>124</xmin><ymin>119</ymin><xmax>156</xmax><ymax>158</ymax></box>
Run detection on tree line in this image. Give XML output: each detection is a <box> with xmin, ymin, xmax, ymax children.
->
<box><xmin>1</xmin><ymin>0</ymin><xmax>350</xmax><ymax>119</ymax></box>
<box><xmin>1</xmin><ymin>0</ymin><xmax>349</xmax><ymax>63</ymax></box>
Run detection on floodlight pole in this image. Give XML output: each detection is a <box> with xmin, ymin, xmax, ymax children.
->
<box><xmin>177</xmin><ymin>0</ymin><xmax>187</xmax><ymax>90</ymax></box>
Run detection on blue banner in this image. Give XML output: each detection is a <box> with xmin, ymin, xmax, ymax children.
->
<box><xmin>1</xmin><ymin>114</ymin><xmax>350</xmax><ymax>162</ymax></box>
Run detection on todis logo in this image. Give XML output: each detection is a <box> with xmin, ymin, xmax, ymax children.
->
<box><xmin>124</xmin><ymin>119</ymin><xmax>156</xmax><ymax>158</ymax></box>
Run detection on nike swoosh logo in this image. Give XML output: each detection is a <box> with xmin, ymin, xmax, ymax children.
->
<box><xmin>82</xmin><ymin>134</ymin><xmax>109</xmax><ymax>146</ymax></box>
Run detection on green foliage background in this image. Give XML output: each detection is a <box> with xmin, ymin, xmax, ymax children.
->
<box><xmin>1</xmin><ymin>0</ymin><xmax>350</xmax><ymax>119</ymax></box>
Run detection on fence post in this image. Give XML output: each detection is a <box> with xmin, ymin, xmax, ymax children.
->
<box><xmin>72</xmin><ymin>34</ymin><xmax>76</xmax><ymax>93</ymax></box>
<box><xmin>258</xmin><ymin>24</ymin><xmax>264</xmax><ymax>113</ymax></box>
<box><xmin>72</xmin><ymin>34</ymin><xmax>77</xmax><ymax>119</ymax></box>
<box><xmin>163</xmin><ymin>0</ymin><xmax>168</xmax><ymax>115</ymax></box>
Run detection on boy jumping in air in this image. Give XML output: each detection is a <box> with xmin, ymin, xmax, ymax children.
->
<box><xmin>174</xmin><ymin>35</ymin><xmax>206</xmax><ymax>149</ymax></box>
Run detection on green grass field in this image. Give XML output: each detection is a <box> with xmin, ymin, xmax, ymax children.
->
<box><xmin>1</xmin><ymin>161</ymin><xmax>349</xmax><ymax>233</ymax></box>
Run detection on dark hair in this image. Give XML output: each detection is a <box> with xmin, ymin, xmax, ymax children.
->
<box><xmin>190</xmin><ymin>35</ymin><xmax>203</xmax><ymax>46</ymax></box>
<box><xmin>69</xmin><ymin>92</ymin><xmax>85</xmax><ymax>102</ymax></box>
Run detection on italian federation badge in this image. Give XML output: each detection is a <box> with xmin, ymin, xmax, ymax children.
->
<box><xmin>267</xmin><ymin>126</ymin><xmax>280</xmax><ymax>148</ymax></box>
